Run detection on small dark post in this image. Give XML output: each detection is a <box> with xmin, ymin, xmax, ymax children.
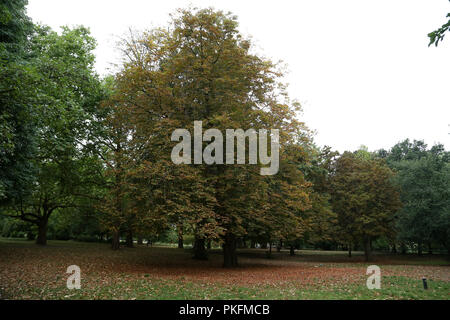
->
<box><xmin>422</xmin><ymin>277</ymin><xmax>428</xmax><ymax>290</ymax></box>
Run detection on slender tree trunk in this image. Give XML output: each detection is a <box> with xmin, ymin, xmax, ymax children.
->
<box><xmin>125</xmin><ymin>230</ymin><xmax>133</xmax><ymax>248</ymax></box>
<box><xmin>177</xmin><ymin>223</ymin><xmax>183</xmax><ymax>249</ymax></box>
<box><xmin>428</xmin><ymin>242</ymin><xmax>432</xmax><ymax>255</ymax></box>
<box><xmin>111</xmin><ymin>231</ymin><xmax>120</xmax><ymax>250</ymax></box>
<box><xmin>207</xmin><ymin>239</ymin><xmax>211</xmax><ymax>250</ymax></box>
<box><xmin>137</xmin><ymin>236</ymin><xmax>143</xmax><ymax>245</ymax></box>
<box><xmin>36</xmin><ymin>217</ymin><xmax>48</xmax><ymax>245</ymax></box>
<box><xmin>193</xmin><ymin>237</ymin><xmax>208</xmax><ymax>260</ymax></box>
<box><xmin>290</xmin><ymin>245</ymin><xmax>295</xmax><ymax>256</ymax></box>
<box><xmin>250</xmin><ymin>240</ymin><xmax>256</xmax><ymax>249</ymax></box>
<box><xmin>418</xmin><ymin>241</ymin><xmax>423</xmax><ymax>256</ymax></box>
<box><xmin>223</xmin><ymin>233</ymin><xmax>238</xmax><ymax>267</ymax></box>
<box><xmin>348</xmin><ymin>243</ymin><xmax>352</xmax><ymax>258</ymax></box>
<box><xmin>277</xmin><ymin>240</ymin><xmax>282</xmax><ymax>252</ymax></box>
<box><xmin>392</xmin><ymin>243</ymin><xmax>397</xmax><ymax>254</ymax></box>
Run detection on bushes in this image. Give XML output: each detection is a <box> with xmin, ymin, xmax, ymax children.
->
<box><xmin>73</xmin><ymin>234</ymin><xmax>102</xmax><ymax>243</ymax></box>
<box><xmin>0</xmin><ymin>217</ymin><xmax>31</xmax><ymax>238</ymax></box>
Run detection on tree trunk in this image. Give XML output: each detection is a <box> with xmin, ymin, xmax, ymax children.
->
<box><xmin>223</xmin><ymin>233</ymin><xmax>238</xmax><ymax>267</ymax></box>
<box><xmin>418</xmin><ymin>241</ymin><xmax>423</xmax><ymax>256</ymax></box>
<box><xmin>250</xmin><ymin>240</ymin><xmax>256</xmax><ymax>249</ymax></box>
<box><xmin>125</xmin><ymin>230</ymin><xmax>133</xmax><ymax>248</ymax></box>
<box><xmin>391</xmin><ymin>243</ymin><xmax>397</xmax><ymax>254</ymax></box>
<box><xmin>177</xmin><ymin>223</ymin><xmax>183</xmax><ymax>249</ymax></box>
<box><xmin>290</xmin><ymin>245</ymin><xmax>295</xmax><ymax>256</ymax></box>
<box><xmin>111</xmin><ymin>231</ymin><xmax>120</xmax><ymax>250</ymax></box>
<box><xmin>428</xmin><ymin>243</ymin><xmax>432</xmax><ymax>255</ymax></box>
<box><xmin>137</xmin><ymin>236</ymin><xmax>143</xmax><ymax>245</ymax></box>
<box><xmin>207</xmin><ymin>239</ymin><xmax>211</xmax><ymax>250</ymax></box>
<box><xmin>277</xmin><ymin>240</ymin><xmax>282</xmax><ymax>252</ymax></box>
<box><xmin>193</xmin><ymin>237</ymin><xmax>208</xmax><ymax>260</ymax></box>
<box><xmin>348</xmin><ymin>244</ymin><xmax>352</xmax><ymax>258</ymax></box>
<box><xmin>363</xmin><ymin>238</ymin><xmax>371</xmax><ymax>262</ymax></box>
<box><xmin>261</xmin><ymin>242</ymin><xmax>267</xmax><ymax>249</ymax></box>
<box><xmin>36</xmin><ymin>218</ymin><xmax>48</xmax><ymax>245</ymax></box>
<box><xmin>113</xmin><ymin>167</ymin><xmax>124</xmax><ymax>250</ymax></box>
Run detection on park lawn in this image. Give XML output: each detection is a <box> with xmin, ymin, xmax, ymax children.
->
<box><xmin>0</xmin><ymin>239</ymin><xmax>448</xmax><ymax>300</ymax></box>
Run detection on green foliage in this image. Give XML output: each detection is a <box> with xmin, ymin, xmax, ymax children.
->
<box><xmin>46</xmin><ymin>206</ymin><xmax>103</xmax><ymax>241</ymax></box>
<box><xmin>0</xmin><ymin>13</ymin><xmax>107</xmax><ymax>245</ymax></box>
<box><xmin>0</xmin><ymin>215</ymin><xmax>31</xmax><ymax>238</ymax></box>
<box><xmin>0</xmin><ymin>0</ymin><xmax>36</xmax><ymax>203</ymax></box>
<box><xmin>382</xmin><ymin>140</ymin><xmax>450</xmax><ymax>253</ymax></box>
<box><xmin>301</xmin><ymin>146</ymin><xmax>339</xmax><ymax>246</ymax></box>
<box><xmin>0</xmin><ymin>0</ymin><xmax>32</xmax><ymax>57</ymax></box>
<box><xmin>428</xmin><ymin>1</ymin><xmax>450</xmax><ymax>47</ymax></box>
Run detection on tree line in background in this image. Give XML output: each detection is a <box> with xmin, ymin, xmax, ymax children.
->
<box><xmin>1</xmin><ymin>1</ymin><xmax>449</xmax><ymax>266</ymax></box>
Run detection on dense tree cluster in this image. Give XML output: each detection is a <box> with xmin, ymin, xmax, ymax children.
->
<box><xmin>1</xmin><ymin>2</ymin><xmax>448</xmax><ymax>266</ymax></box>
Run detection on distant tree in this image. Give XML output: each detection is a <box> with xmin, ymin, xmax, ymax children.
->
<box><xmin>302</xmin><ymin>146</ymin><xmax>339</xmax><ymax>252</ymax></box>
<box><xmin>383</xmin><ymin>140</ymin><xmax>450</xmax><ymax>255</ymax></box>
<box><xmin>331</xmin><ymin>151</ymin><xmax>401</xmax><ymax>261</ymax></box>
<box><xmin>91</xmin><ymin>78</ymin><xmax>134</xmax><ymax>250</ymax></box>
<box><xmin>257</xmin><ymin>143</ymin><xmax>312</xmax><ymax>258</ymax></box>
<box><xmin>385</xmin><ymin>139</ymin><xmax>428</xmax><ymax>162</ymax></box>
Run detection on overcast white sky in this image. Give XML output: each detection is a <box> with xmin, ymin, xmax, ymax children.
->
<box><xmin>27</xmin><ymin>0</ymin><xmax>450</xmax><ymax>153</ymax></box>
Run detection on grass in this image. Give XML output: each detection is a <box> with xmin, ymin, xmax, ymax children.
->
<box><xmin>0</xmin><ymin>238</ymin><xmax>448</xmax><ymax>300</ymax></box>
